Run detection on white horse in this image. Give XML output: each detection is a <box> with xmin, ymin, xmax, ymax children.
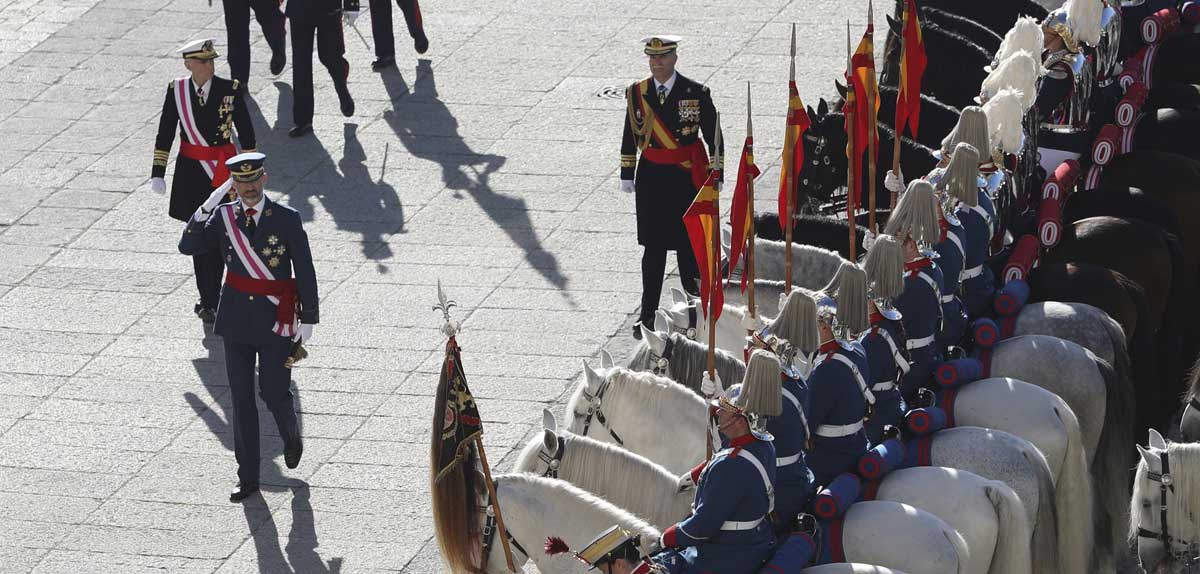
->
<box><xmin>1007</xmin><ymin>301</ymin><xmax>1127</xmax><ymax>369</ymax></box>
<box><xmin>722</xmin><ymin>227</ymin><xmax>848</xmax><ymax>290</ymax></box>
<box><xmin>517</xmin><ymin>417</ymin><xmax>1029</xmax><ymax>574</ymax></box>
<box><xmin>659</xmin><ymin>288</ymin><xmax>756</xmax><ymax>357</ymax></box>
<box><xmin>824</xmin><ymin>500</ymin><xmax>969</xmax><ymax>574</ymax></box>
<box><xmin>804</xmin><ymin>566</ymin><xmax>908</xmax><ymax>574</ymax></box>
<box><xmin>1130</xmin><ymin>430</ymin><xmax>1200</xmax><ymax>573</ymax></box>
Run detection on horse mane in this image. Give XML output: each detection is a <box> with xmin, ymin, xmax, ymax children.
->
<box><xmin>922</xmin><ymin>6</ymin><xmax>1004</xmax><ymax>47</ymax></box>
<box><xmin>1129</xmin><ymin>442</ymin><xmax>1200</xmax><ymax>545</ymax></box>
<box><xmin>667</xmin><ymin>332</ymin><xmax>748</xmax><ymax>393</ymax></box>
<box><xmin>605</xmin><ymin>367</ymin><xmax>707</xmax><ymax>421</ymax></box>
<box><xmin>558</xmin><ymin>433</ymin><xmax>686</xmax><ymax>529</ymax></box>
<box><xmin>496</xmin><ymin>472</ymin><xmax>660</xmax><ymax>541</ymax></box>
<box><xmin>1186</xmin><ymin>354</ymin><xmax>1200</xmax><ymax>403</ymax></box>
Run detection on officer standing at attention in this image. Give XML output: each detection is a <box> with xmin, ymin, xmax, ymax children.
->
<box><xmin>620</xmin><ymin>35</ymin><xmax>721</xmax><ymax>339</ymax></box>
<box><xmin>152</xmin><ymin>39</ymin><xmax>256</xmax><ymax>323</ymax></box>
<box><xmin>179</xmin><ymin>153</ymin><xmax>318</xmax><ymax>502</ymax></box>
<box><xmin>221</xmin><ymin>0</ymin><xmax>288</xmax><ymax>85</ymax></box>
<box><xmin>286</xmin><ymin>0</ymin><xmax>360</xmax><ymax>137</ymax></box>
<box><xmin>368</xmin><ymin>0</ymin><xmax>429</xmax><ymax>70</ymax></box>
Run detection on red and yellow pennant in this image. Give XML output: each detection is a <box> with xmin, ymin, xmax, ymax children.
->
<box><xmin>729</xmin><ymin>137</ymin><xmax>760</xmax><ymax>292</ymax></box>
<box><xmin>847</xmin><ymin>21</ymin><xmax>880</xmax><ymax>213</ymax></box>
<box><xmin>895</xmin><ymin>0</ymin><xmax>927</xmax><ymax>138</ymax></box>
<box><xmin>778</xmin><ymin>81</ymin><xmax>811</xmax><ymax>233</ymax></box>
<box><xmin>684</xmin><ymin>170</ymin><xmax>724</xmax><ymax>321</ymax></box>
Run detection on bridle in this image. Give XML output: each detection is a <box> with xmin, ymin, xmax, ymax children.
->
<box><xmin>537</xmin><ymin>434</ymin><xmax>566</xmax><ymax>479</ymax></box>
<box><xmin>478</xmin><ymin>482</ymin><xmax>530</xmax><ymax>573</ymax></box>
<box><xmin>670</xmin><ymin>303</ymin><xmax>699</xmax><ymax>340</ymax></box>
<box><xmin>572</xmin><ymin>376</ymin><xmax>626</xmax><ymax>446</ymax></box>
<box><xmin>801</xmin><ymin>132</ymin><xmax>834</xmax><ymax>201</ymax></box>
<box><xmin>1137</xmin><ymin>449</ymin><xmax>1200</xmax><ymax>567</ymax></box>
<box><xmin>648</xmin><ymin>334</ymin><xmax>676</xmax><ymax>377</ymax></box>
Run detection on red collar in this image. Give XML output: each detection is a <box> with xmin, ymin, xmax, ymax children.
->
<box><xmin>905</xmin><ymin>258</ymin><xmax>931</xmax><ymax>273</ymax></box>
<box><xmin>869</xmin><ymin>312</ymin><xmax>885</xmax><ymax>325</ymax></box>
<box><xmin>729</xmin><ymin>434</ymin><xmax>756</xmax><ymax>449</ymax></box>
<box><xmin>938</xmin><ymin>218</ymin><xmax>949</xmax><ymax>243</ymax></box>
<box><xmin>818</xmin><ymin>340</ymin><xmax>841</xmax><ymax>355</ymax></box>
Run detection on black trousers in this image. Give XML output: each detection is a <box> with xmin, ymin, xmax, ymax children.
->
<box><xmin>224</xmin><ymin>337</ymin><xmax>299</xmax><ymax>484</ymax></box>
<box><xmin>368</xmin><ymin>0</ymin><xmax>424</xmax><ymax>59</ymax></box>
<box><xmin>222</xmin><ymin>0</ymin><xmax>287</xmax><ymax>86</ymax></box>
<box><xmin>290</xmin><ymin>14</ymin><xmax>349</xmax><ymax>127</ymax></box>
<box><xmin>639</xmin><ymin>246</ymin><xmax>701</xmax><ymax>325</ymax></box>
<box><xmin>192</xmin><ymin>250</ymin><xmax>225</xmax><ymax>310</ymax></box>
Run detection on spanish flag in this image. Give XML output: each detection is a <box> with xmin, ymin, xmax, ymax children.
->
<box><xmin>728</xmin><ymin>136</ymin><xmax>760</xmax><ymax>291</ymax></box>
<box><xmin>847</xmin><ymin>19</ymin><xmax>880</xmax><ymax>212</ymax></box>
<box><xmin>894</xmin><ymin>0</ymin><xmax>926</xmax><ymax>138</ymax></box>
<box><xmin>778</xmin><ymin>81</ymin><xmax>811</xmax><ymax>233</ymax></box>
<box><xmin>684</xmin><ymin>170</ymin><xmax>724</xmax><ymax>321</ymax></box>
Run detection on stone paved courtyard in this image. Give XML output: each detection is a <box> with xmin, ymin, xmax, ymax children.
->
<box><xmin>0</xmin><ymin>0</ymin><xmax>873</xmax><ymax>571</ymax></box>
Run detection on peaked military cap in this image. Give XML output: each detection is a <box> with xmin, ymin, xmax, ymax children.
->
<box><xmin>226</xmin><ymin>152</ymin><xmax>266</xmax><ymax>182</ymax></box>
<box><xmin>642</xmin><ymin>35</ymin><xmax>681</xmax><ymax>56</ymax></box>
<box><xmin>178</xmin><ymin>38</ymin><xmax>219</xmax><ymax>60</ymax></box>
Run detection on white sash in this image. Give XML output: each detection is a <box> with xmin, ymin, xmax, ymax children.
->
<box><xmin>174</xmin><ymin>77</ymin><xmax>216</xmax><ymax>180</ymax></box>
<box><xmin>946</xmin><ymin>230</ymin><xmax>965</xmax><ymax>262</ymax></box>
<box><xmin>781</xmin><ymin>388</ymin><xmax>811</xmax><ymax>452</ymax></box>
<box><xmin>814</xmin><ymin>351</ymin><xmax>876</xmax><ymax>406</ymax></box>
<box><xmin>872</xmin><ymin>328</ymin><xmax>911</xmax><ymax>375</ymax></box>
<box><xmin>220</xmin><ymin>203</ymin><xmax>295</xmax><ymax>337</ymax></box>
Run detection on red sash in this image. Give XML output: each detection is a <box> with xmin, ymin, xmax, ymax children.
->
<box><xmin>226</xmin><ymin>271</ymin><xmax>298</xmax><ymax>333</ymax></box>
<box><xmin>180</xmin><ymin>141</ymin><xmax>236</xmax><ymax>187</ymax></box>
<box><xmin>642</xmin><ymin>141</ymin><xmax>710</xmax><ymax>190</ymax></box>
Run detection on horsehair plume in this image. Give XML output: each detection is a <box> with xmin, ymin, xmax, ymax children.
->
<box><xmin>943</xmin><ymin>143</ymin><xmax>981</xmax><ymax>207</ymax></box>
<box><xmin>994</xmin><ymin>16</ymin><xmax>1044</xmax><ymax>65</ymax></box>
<box><xmin>825</xmin><ymin>261</ymin><xmax>869</xmax><ymax>335</ymax></box>
<box><xmin>941</xmin><ymin>106</ymin><xmax>990</xmax><ymax>158</ymax></box>
<box><xmin>981</xmin><ymin>51</ymin><xmax>1041</xmax><ymax>109</ymax></box>
<box><xmin>864</xmin><ymin>234</ymin><xmax>905</xmax><ymax>300</ymax></box>
<box><xmin>884</xmin><ymin>180</ymin><xmax>939</xmax><ymax>246</ymax></box>
<box><xmin>545</xmin><ymin>536</ymin><xmax>571</xmax><ymax>556</ymax></box>
<box><xmin>983</xmin><ymin>88</ymin><xmax>1027</xmax><ymax>154</ymax></box>
<box><xmin>739</xmin><ymin>349</ymin><xmax>783</xmax><ymax>417</ymax></box>
<box><xmin>772</xmin><ymin>288</ymin><xmax>819</xmax><ymax>354</ymax></box>
<box><xmin>1068</xmin><ymin>0</ymin><xmax>1104</xmax><ymax>47</ymax></box>
<box><xmin>430</xmin><ymin>358</ymin><xmax>483</xmax><ymax>574</ymax></box>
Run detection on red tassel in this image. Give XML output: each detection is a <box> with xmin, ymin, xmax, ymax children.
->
<box><xmin>544</xmin><ymin>536</ymin><xmax>571</xmax><ymax>556</ymax></box>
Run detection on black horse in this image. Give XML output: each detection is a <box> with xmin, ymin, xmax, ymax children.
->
<box><xmin>752</xmin><ymin>213</ymin><xmax>867</xmax><ymax>261</ymax></box>
<box><xmin>797</xmin><ymin>99</ymin><xmax>939</xmax><ymax>214</ymax></box>
<box><xmin>881</xmin><ymin>16</ymin><xmax>995</xmax><ymax>109</ymax></box>
<box><xmin>918</xmin><ymin>6</ymin><xmax>1004</xmax><ymax>55</ymax></box>
<box><xmin>864</xmin><ymin>83</ymin><xmax>961</xmax><ymax>151</ymax></box>
<box><xmin>912</xmin><ymin>0</ymin><xmax>1048</xmax><ymax>37</ymax></box>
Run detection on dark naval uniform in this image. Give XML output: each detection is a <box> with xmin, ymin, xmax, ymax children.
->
<box><xmin>369</xmin><ymin>0</ymin><xmax>428</xmax><ymax>63</ymax></box>
<box><xmin>222</xmin><ymin>0</ymin><xmax>288</xmax><ymax>85</ymax></box>
<box><xmin>153</xmin><ymin>68</ymin><xmax>256</xmax><ymax>315</ymax></box>
<box><xmin>178</xmin><ymin>183</ymin><xmax>318</xmax><ymax>492</ymax></box>
<box><xmin>286</xmin><ymin>0</ymin><xmax>359</xmax><ymax>131</ymax></box>
<box><xmin>895</xmin><ymin>257</ymin><xmax>943</xmax><ymax>400</ymax></box>
<box><xmin>622</xmin><ymin>58</ymin><xmax>720</xmax><ymax>327</ymax></box>
<box><xmin>771</xmin><ymin>376</ymin><xmax>816</xmax><ymax>532</ymax></box>
<box><xmin>661</xmin><ymin>434</ymin><xmax>777</xmax><ymax>573</ymax></box>
<box><xmin>957</xmin><ymin>186</ymin><xmax>996</xmax><ymax>319</ymax></box>
<box><xmin>858</xmin><ymin>312</ymin><xmax>910</xmax><ymax>444</ymax></box>
<box><xmin>805</xmin><ymin>340</ymin><xmax>872</xmax><ymax>486</ymax></box>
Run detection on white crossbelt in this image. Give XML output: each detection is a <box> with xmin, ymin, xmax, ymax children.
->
<box><xmin>872</xmin><ymin>380</ymin><xmax>896</xmax><ymax>392</ymax></box>
<box><xmin>960</xmin><ymin>265</ymin><xmax>984</xmax><ymax>280</ymax></box>
<box><xmin>941</xmin><ymin>294</ymin><xmax>956</xmax><ymax>303</ymax></box>
<box><xmin>907</xmin><ymin>334</ymin><xmax>936</xmax><ymax>350</ymax></box>
<box><xmin>946</xmin><ymin>229</ymin><xmax>965</xmax><ymax>261</ymax></box>
<box><xmin>781</xmin><ymin>388</ymin><xmax>811</xmax><ymax>446</ymax></box>
<box><xmin>872</xmin><ymin>328</ymin><xmax>911</xmax><ymax>375</ymax></box>
<box><xmin>815</xmin><ymin>420</ymin><xmax>865</xmax><ymax>437</ymax></box>
<box><xmin>720</xmin><ymin>517</ymin><xmax>765</xmax><ymax>531</ymax></box>
<box><xmin>816</xmin><ymin>352</ymin><xmax>876</xmax><ymax>406</ymax></box>
<box><xmin>971</xmin><ymin>201</ymin><xmax>994</xmax><ymax>234</ymax></box>
<box><xmin>708</xmin><ymin>448</ymin><xmax>774</xmax><ymax>523</ymax></box>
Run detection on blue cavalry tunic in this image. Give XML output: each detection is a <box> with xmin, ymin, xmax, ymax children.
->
<box><xmin>895</xmin><ymin>257</ymin><xmax>943</xmax><ymax>401</ymax></box>
<box><xmin>805</xmin><ymin>340</ymin><xmax>871</xmax><ymax>487</ymax></box>
<box><xmin>858</xmin><ymin>313</ymin><xmax>910</xmax><ymax>445</ymax></box>
<box><xmin>769</xmin><ymin>376</ymin><xmax>816</xmax><ymax>533</ymax></box>
<box><xmin>179</xmin><ymin>197</ymin><xmax>319</xmax><ymax>485</ymax></box>
<box><xmin>661</xmin><ymin>434</ymin><xmax>778</xmax><ymax>573</ymax></box>
<box><xmin>934</xmin><ymin>217</ymin><xmax>969</xmax><ymax>350</ymax></box>
<box><xmin>958</xmin><ymin>187</ymin><xmax>996</xmax><ymax>319</ymax></box>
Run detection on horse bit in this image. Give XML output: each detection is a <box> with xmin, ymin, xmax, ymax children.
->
<box><xmin>1137</xmin><ymin>449</ymin><xmax>1200</xmax><ymax>568</ymax></box>
<box><xmin>537</xmin><ymin>434</ymin><xmax>566</xmax><ymax>478</ymax></box>
<box><xmin>573</xmin><ymin>376</ymin><xmax>626</xmax><ymax>446</ymax></box>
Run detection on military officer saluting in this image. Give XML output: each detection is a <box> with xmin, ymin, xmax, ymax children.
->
<box><xmin>620</xmin><ymin>35</ymin><xmax>721</xmax><ymax>339</ymax></box>
<box><xmin>179</xmin><ymin>153</ymin><xmax>318</xmax><ymax>502</ymax></box>
<box><xmin>152</xmin><ymin>39</ymin><xmax>256</xmax><ymax>323</ymax></box>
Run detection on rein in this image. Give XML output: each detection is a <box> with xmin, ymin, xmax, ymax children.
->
<box><xmin>1137</xmin><ymin>450</ymin><xmax>1200</xmax><ymax>565</ymax></box>
<box><xmin>671</xmin><ymin>303</ymin><xmax>698</xmax><ymax>340</ymax></box>
<box><xmin>574</xmin><ymin>377</ymin><xmax>626</xmax><ymax>446</ymax></box>
<box><xmin>537</xmin><ymin>435</ymin><xmax>566</xmax><ymax>479</ymax></box>
<box><xmin>478</xmin><ymin>484</ymin><xmax>529</xmax><ymax>572</ymax></box>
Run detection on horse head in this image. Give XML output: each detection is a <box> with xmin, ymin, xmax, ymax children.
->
<box><xmin>798</xmin><ymin>98</ymin><xmax>846</xmax><ymax>205</ymax></box>
<box><xmin>517</xmin><ymin>408</ymin><xmax>565</xmax><ymax>479</ymax></box>
<box><xmin>659</xmin><ymin>288</ymin><xmax>699</xmax><ymax>340</ymax></box>
<box><xmin>1131</xmin><ymin>429</ymin><xmax>1200</xmax><ymax>573</ymax></box>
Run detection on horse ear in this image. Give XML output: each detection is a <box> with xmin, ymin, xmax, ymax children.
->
<box><xmin>654</xmin><ymin>309</ymin><xmax>672</xmax><ymax>333</ymax></box>
<box><xmin>671</xmin><ymin>287</ymin><xmax>690</xmax><ymax>306</ymax></box>
<box><xmin>1148</xmin><ymin>428</ymin><xmax>1167</xmax><ymax>450</ymax></box>
<box><xmin>542</xmin><ymin>428</ymin><xmax>558</xmax><ymax>454</ymax></box>
<box><xmin>834</xmin><ymin>80</ymin><xmax>848</xmax><ymax>100</ymax></box>
<box><xmin>1137</xmin><ymin>444</ymin><xmax>1160</xmax><ymax>469</ymax></box>
<box><xmin>818</xmin><ymin>98</ymin><xmax>829</xmax><ymax>117</ymax></box>
<box><xmin>582</xmin><ymin>360</ymin><xmax>603</xmax><ymax>391</ymax></box>
<box><xmin>720</xmin><ymin>224</ymin><xmax>732</xmax><ymax>253</ymax></box>
<box><xmin>600</xmin><ymin>349</ymin><xmax>615</xmax><ymax>369</ymax></box>
<box><xmin>542</xmin><ymin>407</ymin><xmax>557</xmax><ymax>432</ymax></box>
<box><xmin>806</xmin><ymin>104</ymin><xmax>817</xmax><ymax>120</ymax></box>
<box><xmin>645</xmin><ymin>323</ymin><xmax>667</xmax><ymax>354</ymax></box>
<box><xmin>885</xmin><ymin>14</ymin><xmax>902</xmax><ymax>36</ymax></box>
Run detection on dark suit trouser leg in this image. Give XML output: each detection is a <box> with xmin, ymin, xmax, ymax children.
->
<box><xmin>397</xmin><ymin>0</ymin><xmax>424</xmax><ymax>39</ymax></box>
<box><xmin>675</xmin><ymin>247</ymin><xmax>701</xmax><ymax>297</ymax></box>
<box><xmin>223</xmin><ymin>339</ymin><xmax>261</xmax><ymax>484</ymax></box>
<box><xmin>257</xmin><ymin>340</ymin><xmax>299</xmax><ymax>446</ymax></box>
<box><xmin>315</xmin><ymin>15</ymin><xmax>350</xmax><ymax>92</ymax></box>
<box><xmin>368</xmin><ymin>0</ymin><xmax>395</xmax><ymax>59</ymax></box>
<box><xmin>640</xmin><ymin>246</ymin><xmax>668</xmax><ymax>325</ymax></box>
<box><xmin>223</xmin><ymin>0</ymin><xmax>253</xmax><ymax>85</ymax></box>
<box><xmin>193</xmin><ymin>250</ymin><xmax>224</xmax><ymax>310</ymax></box>
<box><xmin>290</xmin><ymin>18</ymin><xmax>316</xmax><ymax>127</ymax></box>
<box><xmin>250</xmin><ymin>0</ymin><xmax>287</xmax><ymax>59</ymax></box>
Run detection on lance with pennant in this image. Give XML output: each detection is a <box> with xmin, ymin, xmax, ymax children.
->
<box><xmin>847</xmin><ymin>21</ymin><xmax>858</xmax><ymax>261</ymax></box>
<box><xmin>785</xmin><ymin>23</ymin><xmax>797</xmax><ymax>291</ymax></box>
<box><xmin>866</xmin><ymin>0</ymin><xmax>878</xmax><ymax>234</ymax></box>
<box><xmin>745</xmin><ymin>82</ymin><xmax>757</xmax><ymax>331</ymax></box>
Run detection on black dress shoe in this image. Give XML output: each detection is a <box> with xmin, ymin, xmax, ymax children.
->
<box><xmin>632</xmin><ymin>322</ymin><xmax>644</xmax><ymax>340</ymax></box>
<box><xmin>371</xmin><ymin>55</ymin><xmax>396</xmax><ymax>71</ymax></box>
<box><xmin>229</xmin><ymin>481</ymin><xmax>260</xmax><ymax>502</ymax></box>
<box><xmin>284</xmin><ymin>436</ymin><xmax>303</xmax><ymax>469</ymax></box>
<box><xmin>270</xmin><ymin>50</ymin><xmax>287</xmax><ymax>76</ymax></box>
<box><xmin>337</xmin><ymin>89</ymin><xmax>355</xmax><ymax>117</ymax></box>
<box><xmin>288</xmin><ymin>124</ymin><xmax>313</xmax><ymax>138</ymax></box>
<box><xmin>414</xmin><ymin>32</ymin><xmax>429</xmax><ymax>54</ymax></box>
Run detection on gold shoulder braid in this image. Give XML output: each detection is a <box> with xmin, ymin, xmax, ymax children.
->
<box><xmin>627</xmin><ymin>80</ymin><xmax>654</xmax><ymax>151</ymax></box>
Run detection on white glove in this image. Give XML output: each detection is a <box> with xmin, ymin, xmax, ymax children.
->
<box><xmin>151</xmin><ymin>177</ymin><xmax>166</xmax><ymax>194</ymax></box>
<box><xmin>676</xmin><ymin>471</ymin><xmax>696</xmax><ymax>492</ymax></box>
<box><xmin>862</xmin><ymin>228</ymin><xmax>877</xmax><ymax>252</ymax></box>
<box><xmin>701</xmin><ymin>371</ymin><xmax>724</xmax><ymax>398</ymax></box>
<box><xmin>620</xmin><ymin>179</ymin><xmax>635</xmax><ymax>194</ymax></box>
<box><xmin>740</xmin><ymin>312</ymin><xmax>762</xmax><ymax>332</ymax></box>
<box><xmin>884</xmin><ymin>169</ymin><xmax>905</xmax><ymax>194</ymax></box>
<box><xmin>344</xmin><ymin>10</ymin><xmax>360</xmax><ymax>26</ymax></box>
<box><xmin>296</xmin><ymin>323</ymin><xmax>314</xmax><ymax>343</ymax></box>
<box><xmin>194</xmin><ymin>181</ymin><xmax>232</xmax><ymax>220</ymax></box>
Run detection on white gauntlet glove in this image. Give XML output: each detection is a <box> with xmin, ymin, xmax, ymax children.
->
<box><xmin>194</xmin><ymin>181</ymin><xmax>232</xmax><ymax>221</ymax></box>
<box><xmin>296</xmin><ymin>323</ymin><xmax>314</xmax><ymax>343</ymax></box>
<box><xmin>620</xmin><ymin>179</ymin><xmax>635</xmax><ymax>193</ymax></box>
<box><xmin>151</xmin><ymin>177</ymin><xmax>166</xmax><ymax>194</ymax></box>
<box><xmin>862</xmin><ymin>228</ymin><xmax>877</xmax><ymax>252</ymax></box>
<box><xmin>676</xmin><ymin>471</ymin><xmax>696</xmax><ymax>492</ymax></box>
<box><xmin>740</xmin><ymin>312</ymin><xmax>763</xmax><ymax>332</ymax></box>
<box><xmin>701</xmin><ymin>371</ymin><xmax>724</xmax><ymax>399</ymax></box>
<box><xmin>884</xmin><ymin>169</ymin><xmax>906</xmax><ymax>194</ymax></box>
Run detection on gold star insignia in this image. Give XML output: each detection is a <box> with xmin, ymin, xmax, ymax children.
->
<box><xmin>261</xmin><ymin>247</ymin><xmax>272</xmax><ymax>257</ymax></box>
<box><xmin>268</xmin><ymin>235</ymin><xmax>279</xmax><ymax>245</ymax></box>
<box><xmin>268</xmin><ymin>256</ymin><xmax>280</xmax><ymax>268</ymax></box>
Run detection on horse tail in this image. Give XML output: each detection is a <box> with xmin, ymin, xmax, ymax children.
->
<box><xmin>1160</xmin><ymin>230</ymin><xmax>1190</xmax><ymax>385</ymax></box>
<box><xmin>1023</xmin><ymin>442</ymin><xmax>1062</xmax><ymax>574</ymax></box>
<box><xmin>984</xmin><ymin>480</ymin><xmax>1034</xmax><ymax>574</ymax></box>
<box><xmin>1051</xmin><ymin>398</ymin><xmax>1096</xmax><ymax>574</ymax></box>
<box><xmin>1091</xmin><ymin>355</ymin><xmax>1137</xmax><ymax>570</ymax></box>
<box><xmin>431</xmin><ymin>359</ymin><xmax>485</xmax><ymax>574</ymax></box>
<box><xmin>1118</xmin><ymin>274</ymin><xmax>1157</xmax><ymax>433</ymax></box>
